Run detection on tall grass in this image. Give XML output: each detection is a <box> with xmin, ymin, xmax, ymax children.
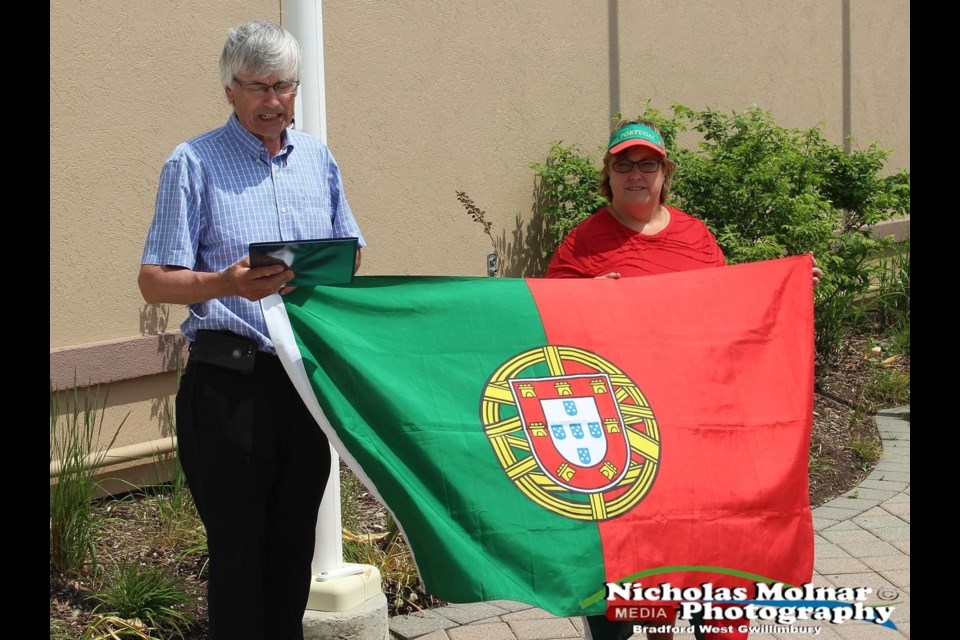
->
<box><xmin>871</xmin><ymin>237</ymin><xmax>910</xmax><ymax>356</ymax></box>
<box><xmin>50</xmin><ymin>383</ymin><xmax>126</xmax><ymax>577</ymax></box>
<box><xmin>148</xmin><ymin>396</ymin><xmax>206</xmax><ymax>559</ymax></box>
<box><xmin>814</xmin><ymin>290</ymin><xmax>861</xmax><ymax>373</ymax></box>
<box><xmin>870</xmin><ymin>237</ymin><xmax>910</xmax><ymax>328</ymax></box>
<box><xmin>342</xmin><ymin>526</ymin><xmax>425</xmax><ymax>612</ymax></box>
<box><xmin>889</xmin><ymin>318</ymin><xmax>910</xmax><ymax>357</ymax></box>
<box><xmin>845</xmin><ymin>429</ymin><xmax>883</xmax><ymax>472</ymax></box>
<box><xmin>860</xmin><ymin>369</ymin><xmax>910</xmax><ymax>412</ymax></box>
<box><xmin>340</xmin><ymin>465</ymin><xmax>427</xmax><ymax>612</ymax></box>
<box><xmin>50</xmin><ymin>616</ymin><xmax>69</xmax><ymax>639</ymax></box>
<box><xmin>816</xmin><ymin>237</ymin><xmax>909</xmax><ymax>374</ymax></box>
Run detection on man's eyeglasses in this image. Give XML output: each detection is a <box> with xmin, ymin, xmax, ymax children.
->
<box><xmin>233</xmin><ymin>77</ymin><xmax>300</xmax><ymax>96</ymax></box>
<box><xmin>611</xmin><ymin>159</ymin><xmax>662</xmax><ymax>174</ymax></box>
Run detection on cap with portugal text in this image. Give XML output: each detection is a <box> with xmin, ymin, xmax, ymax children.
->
<box><xmin>608</xmin><ymin>124</ymin><xmax>666</xmax><ymax>156</ymax></box>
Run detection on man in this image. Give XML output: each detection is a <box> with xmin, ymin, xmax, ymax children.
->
<box><xmin>138</xmin><ymin>19</ymin><xmax>365</xmax><ymax>640</ymax></box>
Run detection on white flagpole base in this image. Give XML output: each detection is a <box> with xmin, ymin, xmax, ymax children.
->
<box><xmin>306</xmin><ymin>563</ymin><xmax>383</xmax><ymax>612</ymax></box>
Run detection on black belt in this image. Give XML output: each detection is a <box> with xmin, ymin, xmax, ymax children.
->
<box><xmin>189</xmin><ymin>330</ymin><xmax>275</xmax><ymax>374</ymax></box>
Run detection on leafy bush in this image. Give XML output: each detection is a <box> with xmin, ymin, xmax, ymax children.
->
<box><xmin>664</xmin><ymin>106</ymin><xmax>908</xmax><ymax>261</ymax></box>
<box><xmin>661</xmin><ymin>105</ymin><xmax>909</xmax><ymax>368</ymax></box>
<box><xmin>528</xmin><ymin>141</ymin><xmax>608</xmax><ymax>247</ymax></box>
<box><xmin>522</xmin><ymin>104</ymin><xmax>909</xmax><ymax>370</ymax></box>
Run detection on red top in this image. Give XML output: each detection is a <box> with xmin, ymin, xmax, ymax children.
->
<box><xmin>545</xmin><ymin>206</ymin><xmax>726</xmax><ymax>278</ymax></box>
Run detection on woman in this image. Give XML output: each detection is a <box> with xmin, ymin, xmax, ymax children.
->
<box><xmin>547</xmin><ymin>119</ymin><xmax>725</xmax><ymax>280</ymax></box>
<box><xmin>546</xmin><ymin>120</ymin><xmax>821</xmax><ymax>640</ymax></box>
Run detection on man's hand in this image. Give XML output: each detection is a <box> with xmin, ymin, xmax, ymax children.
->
<box><xmin>227</xmin><ymin>257</ymin><xmax>293</xmax><ymax>301</ymax></box>
<box><xmin>596</xmin><ymin>272</ymin><xmax>621</xmax><ymax>279</ymax></box>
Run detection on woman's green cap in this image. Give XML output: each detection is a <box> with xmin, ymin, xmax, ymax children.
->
<box><xmin>608</xmin><ymin>124</ymin><xmax>666</xmax><ymax>156</ymax></box>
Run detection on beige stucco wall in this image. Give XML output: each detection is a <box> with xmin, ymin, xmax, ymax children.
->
<box><xmin>50</xmin><ymin>0</ymin><xmax>909</xmax><ymax>476</ymax></box>
<box><xmin>323</xmin><ymin>0</ymin><xmax>909</xmax><ymax>279</ymax></box>
<box><xmin>849</xmin><ymin>0</ymin><xmax>910</xmax><ymax>170</ymax></box>
<box><xmin>322</xmin><ymin>1</ymin><xmax>612</xmax><ymax>278</ymax></box>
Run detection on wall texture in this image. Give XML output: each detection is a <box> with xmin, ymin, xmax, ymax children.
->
<box><xmin>50</xmin><ymin>0</ymin><xmax>910</xmax><ymax>468</ymax></box>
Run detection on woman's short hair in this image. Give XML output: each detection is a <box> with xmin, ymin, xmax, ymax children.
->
<box><xmin>599</xmin><ymin>119</ymin><xmax>677</xmax><ymax>204</ymax></box>
<box><xmin>219</xmin><ymin>20</ymin><xmax>301</xmax><ymax>88</ymax></box>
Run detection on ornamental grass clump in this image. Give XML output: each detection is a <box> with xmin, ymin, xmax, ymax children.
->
<box><xmin>50</xmin><ymin>382</ymin><xmax>125</xmax><ymax>577</ymax></box>
<box><xmin>91</xmin><ymin>562</ymin><xmax>195</xmax><ymax>639</ymax></box>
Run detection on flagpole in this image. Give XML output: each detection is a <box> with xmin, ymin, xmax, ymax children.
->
<box><xmin>284</xmin><ymin>0</ymin><xmax>377</xmax><ymax>596</ymax></box>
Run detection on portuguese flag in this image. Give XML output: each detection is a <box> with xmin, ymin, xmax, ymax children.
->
<box><xmin>262</xmin><ymin>255</ymin><xmax>814</xmax><ymax>616</ymax></box>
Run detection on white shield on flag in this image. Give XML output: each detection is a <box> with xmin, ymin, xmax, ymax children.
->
<box><xmin>539</xmin><ymin>397</ymin><xmax>607</xmax><ymax>466</ymax></box>
<box><xmin>508</xmin><ymin>372</ymin><xmax>631</xmax><ymax>493</ymax></box>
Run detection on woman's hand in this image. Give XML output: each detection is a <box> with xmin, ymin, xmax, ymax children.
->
<box><xmin>811</xmin><ymin>254</ymin><xmax>823</xmax><ymax>287</ymax></box>
<box><xmin>812</xmin><ymin>266</ymin><xmax>823</xmax><ymax>287</ymax></box>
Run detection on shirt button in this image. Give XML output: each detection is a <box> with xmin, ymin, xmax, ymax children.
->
<box><xmin>281</xmin><ymin>207</ymin><xmax>287</xmax><ymax>213</ymax></box>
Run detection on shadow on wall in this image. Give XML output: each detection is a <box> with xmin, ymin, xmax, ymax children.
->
<box><xmin>457</xmin><ymin>183</ymin><xmax>555</xmax><ymax>279</ymax></box>
<box><xmin>139</xmin><ymin>304</ymin><xmax>186</xmax><ymax>435</ymax></box>
<box><xmin>140</xmin><ymin>303</ymin><xmax>171</xmax><ymax>335</ymax></box>
<box><xmin>496</xmin><ymin>184</ymin><xmax>553</xmax><ymax>278</ymax></box>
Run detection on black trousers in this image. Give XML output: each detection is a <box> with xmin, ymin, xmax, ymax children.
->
<box><xmin>176</xmin><ymin>352</ymin><xmax>331</xmax><ymax>640</ymax></box>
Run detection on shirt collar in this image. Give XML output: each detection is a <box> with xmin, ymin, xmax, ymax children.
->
<box><xmin>225</xmin><ymin>113</ymin><xmax>295</xmax><ymax>162</ymax></box>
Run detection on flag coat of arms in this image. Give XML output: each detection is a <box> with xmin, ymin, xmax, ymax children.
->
<box><xmin>262</xmin><ymin>255</ymin><xmax>815</xmax><ymax>616</ymax></box>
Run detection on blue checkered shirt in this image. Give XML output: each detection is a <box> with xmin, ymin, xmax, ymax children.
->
<box><xmin>141</xmin><ymin>114</ymin><xmax>366</xmax><ymax>352</ymax></box>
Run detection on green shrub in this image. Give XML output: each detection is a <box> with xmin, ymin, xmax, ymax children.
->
<box><xmin>529</xmin><ymin>141</ymin><xmax>608</xmax><ymax>247</ymax></box>
<box><xmin>523</xmin><ymin>104</ymin><xmax>909</xmax><ymax>370</ymax></box>
<box><xmin>667</xmin><ymin>106</ymin><xmax>908</xmax><ymax>260</ymax></box>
